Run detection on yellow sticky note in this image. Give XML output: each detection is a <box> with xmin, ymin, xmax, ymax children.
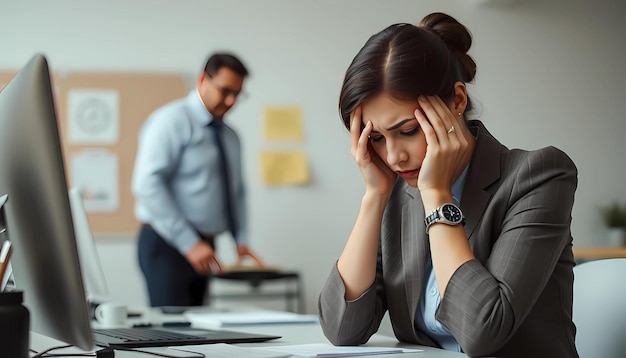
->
<box><xmin>260</xmin><ymin>151</ymin><xmax>309</xmax><ymax>185</ymax></box>
<box><xmin>263</xmin><ymin>106</ymin><xmax>303</xmax><ymax>140</ymax></box>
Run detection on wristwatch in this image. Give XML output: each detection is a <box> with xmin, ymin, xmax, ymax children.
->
<box><xmin>424</xmin><ymin>203</ymin><xmax>465</xmax><ymax>234</ymax></box>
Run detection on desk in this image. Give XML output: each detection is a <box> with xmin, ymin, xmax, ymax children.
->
<box><xmin>573</xmin><ymin>246</ymin><xmax>626</xmax><ymax>262</ymax></box>
<box><xmin>29</xmin><ymin>308</ymin><xmax>466</xmax><ymax>357</ymax></box>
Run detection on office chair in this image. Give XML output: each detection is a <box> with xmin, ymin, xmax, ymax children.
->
<box><xmin>573</xmin><ymin>258</ymin><xmax>626</xmax><ymax>358</ymax></box>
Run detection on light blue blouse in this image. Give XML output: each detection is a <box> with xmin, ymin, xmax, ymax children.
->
<box><xmin>414</xmin><ymin>165</ymin><xmax>469</xmax><ymax>352</ymax></box>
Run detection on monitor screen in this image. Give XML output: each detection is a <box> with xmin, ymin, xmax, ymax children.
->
<box><xmin>0</xmin><ymin>54</ymin><xmax>94</xmax><ymax>350</ymax></box>
<box><xmin>69</xmin><ymin>187</ymin><xmax>109</xmax><ymax>302</ymax></box>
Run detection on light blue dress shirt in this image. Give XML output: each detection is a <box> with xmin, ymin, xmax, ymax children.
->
<box><xmin>132</xmin><ymin>90</ymin><xmax>247</xmax><ymax>255</ymax></box>
<box><xmin>414</xmin><ymin>165</ymin><xmax>469</xmax><ymax>352</ymax></box>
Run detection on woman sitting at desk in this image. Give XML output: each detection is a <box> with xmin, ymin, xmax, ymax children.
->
<box><xmin>318</xmin><ymin>12</ymin><xmax>578</xmax><ymax>358</ymax></box>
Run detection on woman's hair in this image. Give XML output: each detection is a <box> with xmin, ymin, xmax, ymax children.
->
<box><xmin>338</xmin><ymin>12</ymin><xmax>476</xmax><ymax>130</ymax></box>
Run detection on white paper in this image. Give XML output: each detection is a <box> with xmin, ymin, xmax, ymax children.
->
<box><xmin>170</xmin><ymin>343</ymin><xmax>290</xmax><ymax>358</ymax></box>
<box><xmin>185</xmin><ymin>310</ymin><xmax>319</xmax><ymax>327</ymax></box>
<box><xmin>70</xmin><ymin>150</ymin><xmax>119</xmax><ymax>212</ymax></box>
<box><xmin>256</xmin><ymin>343</ymin><xmax>423</xmax><ymax>357</ymax></box>
<box><xmin>68</xmin><ymin>89</ymin><xmax>119</xmax><ymax>144</ymax></box>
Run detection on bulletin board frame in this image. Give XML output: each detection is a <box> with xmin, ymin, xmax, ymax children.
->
<box><xmin>0</xmin><ymin>70</ymin><xmax>189</xmax><ymax>236</ymax></box>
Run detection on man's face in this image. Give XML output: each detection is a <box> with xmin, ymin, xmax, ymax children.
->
<box><xmin>197</xmin><ymin>67</ymin><xmax>244</xmax><ymax>118</ymax></box>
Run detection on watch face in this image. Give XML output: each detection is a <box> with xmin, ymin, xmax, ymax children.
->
<box><xmin>441</xmin><ymin>203</ymin><xmax>463</xmax><ymax>223</ymax></box>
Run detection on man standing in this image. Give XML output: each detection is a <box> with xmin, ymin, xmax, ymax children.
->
<box><xmin>132</xmin><ymin>53</ymin><xmax>263</xmax><ymax>307</ymax></box>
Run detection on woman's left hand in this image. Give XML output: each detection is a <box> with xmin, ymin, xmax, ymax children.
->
<box><xmin>415</xmin><ymin>95</ymin><xmax>473</xmax><ymax>196</ymax></box>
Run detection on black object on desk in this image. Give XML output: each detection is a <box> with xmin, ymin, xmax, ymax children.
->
<box><xmin>0</xmin><ymin>290</ymin><xmax>29</xmax><ymax>358</ymax></box>
<box><xmin>211</xmin><ymin>269</ymin><xmax>304</xmax><ymax>313</ymax></box>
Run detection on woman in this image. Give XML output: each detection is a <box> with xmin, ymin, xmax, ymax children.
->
<box><xmin>318</xmin><ymin>12</ymin><xmax>578</xmax><ymax>358</ymax></box>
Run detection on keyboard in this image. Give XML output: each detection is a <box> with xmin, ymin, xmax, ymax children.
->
<box><xmin>93</xmin><ymin>327</ymin><xmax>207</xmax><ymax>348</ymax></box>
<box><xmin>91</xmin><ymin>326</ymin><xmax>281</xmax><ymax>348</ymax></box>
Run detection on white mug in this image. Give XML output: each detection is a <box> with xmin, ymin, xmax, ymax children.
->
<box><xmin>95</xmin><ymin>302</ymin><xmax>127</xmax><ymax>327</ymax></box>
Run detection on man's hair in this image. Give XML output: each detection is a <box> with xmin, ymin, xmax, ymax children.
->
<box><xmin>204</xmin><ymin>53</ymin><xmax>249</xmax><ymax>77</ymax></box>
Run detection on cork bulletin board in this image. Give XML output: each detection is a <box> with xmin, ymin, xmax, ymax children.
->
<box><xmin>0</xmin><ymin>71</ymin><xmax>189</xmax><ymax>235</ymax></box>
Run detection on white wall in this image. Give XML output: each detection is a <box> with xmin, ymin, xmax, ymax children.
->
<box><xmin>1</xmin><ymin>0</ymin><xmax>625</xmax><ymax>314</ymax></box>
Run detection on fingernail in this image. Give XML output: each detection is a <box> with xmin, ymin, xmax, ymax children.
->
<box><xmin>419</xmin><ymin>95</ymin><xmax>426</xmax><ymax>102</ymax></box>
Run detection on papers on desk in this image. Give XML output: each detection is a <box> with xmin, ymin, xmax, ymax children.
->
<box><xmin>171</xmin><ymin>343</ymin><xmax>422</xmax><ymax>357</ymax></box>
<box><xmin>257</xmin><ymin>343</ymin><xmax>422</xmax><ymax>357</ymax></box>
<box><xmin>185</xmin><ymin>309</ymin><xmax>319</xmax><ymax>327</ymax></box>
<box><xmin>170</xmin><ymin>343</ymin><xmax>289</xmax><ymax>358</ymax></box>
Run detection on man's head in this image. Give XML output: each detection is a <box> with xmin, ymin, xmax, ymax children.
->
<box><xmin>196</xmin><ymin>53</ymin><xmax>249</xmax><ymax>118</ymax></box>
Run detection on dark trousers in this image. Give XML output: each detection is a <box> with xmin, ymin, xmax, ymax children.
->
<box><xmin>137</xmin><ymin>224</ymin><xmax>213</xmax><ymax>307</ymax></box>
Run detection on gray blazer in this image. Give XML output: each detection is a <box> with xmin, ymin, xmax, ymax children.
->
<box><xmin>318</xmin><ymin>120</ymin><xmax>578</xmax><ymax>358</ymax></box>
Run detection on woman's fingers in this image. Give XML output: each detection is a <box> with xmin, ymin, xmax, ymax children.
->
<box><xmin>418</xmin><ymin>96</ymin><xmax>454</xmax><ymax>141</ymax></box>
<box><xmin>347</xmin><ymin>105</ymin><xmax>396</xmax><ymax>195</ymax></box>
<box><xmin>349</xmin><ymin>106</ymin><xmax>373</xmax><ymax>166</ymax></box>
<box><xmin>419</xmin><ymin>96</ymin><xmax>450</xmax><ymax>142</ymax></box>
<box><xmin>356</xmin><ymin>121</ymin><xmax>372</xmax><ymax>162</ymax></box>
<box><xmin>414</xmin><ymin>107</ymin><xmax>438</xmax><ymax>146</ymax></box>
<box><xmin>415</xmin><ymin>95</ymin><xmax>471</xmax><ymax>193</ymax></box>
<box><xmin>349</xmin><ymin>106</ymin><xmax>363</xmax><ymax>158</ymax></box>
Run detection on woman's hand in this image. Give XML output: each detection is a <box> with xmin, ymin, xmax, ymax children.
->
<box><xmin>415</xmin><ymin>96</ymin><xmax>473</xmax><ymax>198</ymax></box>
<box><xmin>350</xmin><ymin>106</ymin><xmax>397</xmax><ymax>197</ymax></box>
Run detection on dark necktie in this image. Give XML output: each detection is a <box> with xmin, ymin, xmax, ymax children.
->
<box><xmin>209</xmin><ymin>120</ymin><xmax>237</xmax><ymax>239</ymax></box>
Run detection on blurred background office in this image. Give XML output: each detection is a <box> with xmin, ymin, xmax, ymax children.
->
<box><xmin>0</xmin><ymin>0</ymin><xmax>624</xmax><ymax>314</ymax></box>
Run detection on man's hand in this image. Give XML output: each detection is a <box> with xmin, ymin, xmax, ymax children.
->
<box><xmin>236</xmin><ymin>244</ymin><xmax>265</xmax><ymax>267</ymax></box>
<box><xmin>185</xmin><ymin>241</ymin><xmax>223</xmax><ymax>275</ymax></box>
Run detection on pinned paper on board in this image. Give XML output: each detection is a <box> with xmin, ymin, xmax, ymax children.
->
<box><xmin>260</xmin><ymin>151</ymin><xmax>309</xmax><ymax>186</ymax></box>
<box><xmin>70</xmin><ymin>150</ymin><xmax>119</xmax><ymax>212</ymax></box>
<box><xmin>263</xmin><ymin>106</ymin><xmax>303</xmax><ymax>141</ymax></box>
<box><xmin>68</xmin><ymin>89</ymin><xmax>120</xmax><ymax>144</ymax></box>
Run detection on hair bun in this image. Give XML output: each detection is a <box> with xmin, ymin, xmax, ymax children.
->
<box><xmin>419</xmin><ymin>12</ymin><xmax>476</xmax><ymax>82</ymax></box>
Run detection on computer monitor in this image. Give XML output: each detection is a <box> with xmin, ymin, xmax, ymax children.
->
<box><xmin>0</xmin><ymin>54</ymin><xmax>94</xmax><ymax>350</ymax></box>
<box><xmin>69</xmin><ymin>187</ymin><xmax>109</xmax><ymax>302</ymax></box>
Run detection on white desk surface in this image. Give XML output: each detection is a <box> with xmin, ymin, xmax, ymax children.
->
<box><xmin>30</xmin><ymin>307</ymin><xmax>467</xmax><ymax>357</ymax></box>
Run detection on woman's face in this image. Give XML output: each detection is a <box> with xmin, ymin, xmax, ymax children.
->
<box><xmin>361</xmin><ymin>92</ymin><xmax>426</xmax><ymax>187</ymax></box>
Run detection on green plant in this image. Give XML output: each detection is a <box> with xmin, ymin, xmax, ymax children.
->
<box><xmin>600</xmin><ymin>202</ymin><xmax>626</xmax><ymax>228</ymax></box>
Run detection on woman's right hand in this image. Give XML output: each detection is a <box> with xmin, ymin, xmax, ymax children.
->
<box><xmin>350</xmin><ymin>107</ymin><xmax>397</xmax><ymax>197</ymax></box>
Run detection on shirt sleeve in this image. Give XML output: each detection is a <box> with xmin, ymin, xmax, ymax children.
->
<box><xmin>131</xmin><ymin>110</ymin><xmax>200</xmax><ymax>255</ymax></box>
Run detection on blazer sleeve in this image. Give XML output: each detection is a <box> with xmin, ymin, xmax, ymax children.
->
<box><xmin>435</xmin><ymin>146</ymin><xmax>578</xmax><ymax>356</ymax></box>
<box><xmin>318</xmin><ymin>254</ymin><xmax>388</xmax><ymax>345</ymax></box>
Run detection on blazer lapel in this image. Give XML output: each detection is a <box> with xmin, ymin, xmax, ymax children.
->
<box><xmin>396</xmin><ymin>120</ymin><xmax>501</xmax><ymax>338</ymax></box>
<box><xmin>461</xmin><ymin>121</ymin><xmax>502</xmax><ymax>239</ymax></box>
<box><xmin>401</xmin><ymin>184</ymin><xmax>429</xmax><ymax>322</ymax></box>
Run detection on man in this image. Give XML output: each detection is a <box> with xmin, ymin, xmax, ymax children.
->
<box><xmin>132</xmin><ymin>53</ymin><xmax>263</xmax><ymax>307</ymax></box>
